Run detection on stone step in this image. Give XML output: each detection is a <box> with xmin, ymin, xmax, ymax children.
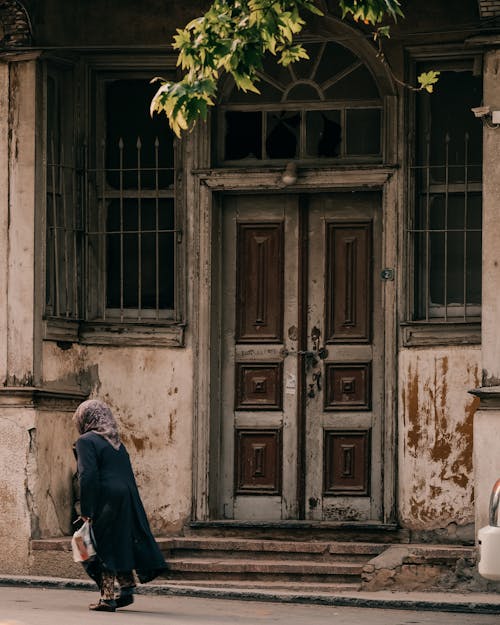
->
<box><xmin>160</xmin><ymin>579</ymin><xmax>361</xmax><ymax>592</ymax></box>
<box><xmin>159</xmin><ymin>537</ymin><xmax>385</xmax><ymax>562</ymax></box>
<box><xmin>186</xmin><ymin>521</ymin><xmax>410</xmax><ymax>543</ymax></box>
<box><xmin>163</xmin><ymin>557</ymin><xmax>364</xmax><ymax>582</ymax></box>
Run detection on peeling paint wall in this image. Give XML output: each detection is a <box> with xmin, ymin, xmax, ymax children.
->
<box><xmin>399</xmin><ymin>347</ymin><xmax>481</xmax><ymax>534</ymax></box>
<box><xmin>41</xmin><ymin>342</ymin><xmax>193</xmax><ymax>536</ymax></box>
<box><xmin>0</xmin><ymin>408</ymin><xmax>35</xmax><ymax>573</ymax></box>
<box><xmin>34</xmin><ymin>410</ymin><xmax>79</xmax><ymax>538</ymax></box>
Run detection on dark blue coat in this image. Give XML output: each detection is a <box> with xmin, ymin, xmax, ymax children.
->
<box><xmin>75</xmin><ymin>431</ymin><xmax>166</xmax><ymax>582</ymax></box>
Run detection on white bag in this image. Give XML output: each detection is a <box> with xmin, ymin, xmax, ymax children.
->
<box><xmin>71</xmin><ymin>520</ymin><xmax>96</xmax><ymax>562</ymax></box>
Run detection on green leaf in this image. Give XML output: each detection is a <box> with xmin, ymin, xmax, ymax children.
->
<box><xmin>417</xmin><ymin>70</ymin><xmax>441</xmax><ymax>93</ymax></box>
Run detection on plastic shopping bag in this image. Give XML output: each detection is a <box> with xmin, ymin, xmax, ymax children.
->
<box><xmin>71</xmin><ymin>520</ymin><xmax>96</xmax><ymax>562</ymax></box>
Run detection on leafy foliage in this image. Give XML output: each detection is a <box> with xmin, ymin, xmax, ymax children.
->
<box><xmin>151</xmin><ymin>0</ymin><xmax>436</xmax><ymax>135</ymax></box>
<box><xmin>417</xmin><ymin>70</ymin><xmax>441</xmax><ymax>93</ymax></box>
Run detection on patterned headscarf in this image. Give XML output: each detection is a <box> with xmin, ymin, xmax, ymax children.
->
<box><xmin>73</xmin><ymin>399</ymin><xmax>122</xmax><ymax>450</ymax></box>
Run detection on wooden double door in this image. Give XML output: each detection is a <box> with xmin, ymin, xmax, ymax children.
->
<box><xmin>218</xmin><ymin>192</ymin><xmax>385</xmax><ymax>522</ymax></box>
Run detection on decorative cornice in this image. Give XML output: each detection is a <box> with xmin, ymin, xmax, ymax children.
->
<box><xmin>478</xmin><ymin>0</ymin><xmax>500</xmax><ymax>19</ymax></box>
<box><xmin>194</xmin><ymin>166</ymin><xmax>396</xmax><ymax>192</ymax></box>
<box><xmin>0</xmin><ymin>386</ymin><xmax>88</xmax><ymax>411</ymax></box>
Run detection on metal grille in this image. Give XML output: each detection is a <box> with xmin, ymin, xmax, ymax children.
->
<box><xmin>409</xmin><ymin>131</ymin><xmax>482</xmax><ymax>321</ymax></box>
<box><xmin>46</xmin><ymin>136</ymin><xmax>82</xmax><ymax>320</ymax></box>
<box><xmin>83</xmin><ymin>135</ymin><xmax>177</xmax><ymax>322</ymax></box>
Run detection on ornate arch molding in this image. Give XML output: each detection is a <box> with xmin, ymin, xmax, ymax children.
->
<box><xmin>219</xmin><ymin>12</ymin><xmax>396</xmax><ymax>104</ymax></box>
<box><xmin>0</xmin><ymin>0</ymin><xmax>33</xmax><ymax>47</ymax></box>
<box><xmin>305</xmin><ymin>13</ymin><xmax>397</xmax><ymax>97</ymax></box>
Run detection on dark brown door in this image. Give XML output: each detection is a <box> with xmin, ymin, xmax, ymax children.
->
<box><xmin>218</xmin><ymin>192</ymin><xmax>383</xmax><ymax>521</ymax></box>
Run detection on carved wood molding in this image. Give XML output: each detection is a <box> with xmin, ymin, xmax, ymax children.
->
<box><xmin>194</xmin><ymin>167</ymin><xmax>395</xmax><ymax>192</ymax></box>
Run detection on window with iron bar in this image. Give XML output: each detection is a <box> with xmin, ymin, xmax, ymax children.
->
<box><xmin>44</xmin><ymin>64</ymin><xmax>183</xmax><ymax>344</ymax></box>
<box><xmin>45</xmin><ymin>64</ymin><xmax>82</xmax><ymax>324</ymax></box>
<box><xmin>406</xmin><ymin>59</ymin><xmax>482</xmax><ymax>336</ymax></box>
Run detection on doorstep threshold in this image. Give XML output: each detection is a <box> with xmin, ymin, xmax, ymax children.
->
<box><xmin>189</xmin><ymin>520</ymin><xmax>400</xmax><ymax>531</ymax></box>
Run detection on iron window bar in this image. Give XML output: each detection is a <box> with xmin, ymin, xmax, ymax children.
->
<box><xmin>408</xmin><ymin>130</ymin><xmax>482</xmax><ymax>323</ymax></box>
<box><xmin>83</xmin><ymin>136</ymin><xmax>178</xmax><ymax>323</ymax></box>
<box><xmin>46</xmin><ymin>135</ymin><xmax>83</xmax><ymax>321</ymax></box>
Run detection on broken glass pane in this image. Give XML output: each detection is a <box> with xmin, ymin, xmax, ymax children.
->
<box><xmin>265</xmin><ymin>111</ymin><xmax>300</xmax><ymax>159</ymax></box>
<box><xmin>346</xmin><ymin>109</ymin><xmax>381</xmax><ymax>155</ymax></box>
<box><xmin>225</xmin><ymin>111</ymin><xmax>262</xmax><ymax>160</ymax></box>
<box><xmin>306</xmin><ymin>110</ymin><xmax>342</xmax><ymax>157</ymax></box>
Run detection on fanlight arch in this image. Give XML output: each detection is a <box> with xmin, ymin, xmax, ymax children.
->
<box><xmin>218</xmin><ymin>18</ymin><xmax>394</xmax><ymax>164</ymax></box>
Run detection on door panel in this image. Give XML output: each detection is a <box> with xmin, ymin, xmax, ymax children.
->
<box><xmin>305</xmin><ymin>193</ymin><xmax>382</xmax><ymax>521</ymax></box>
<box><xmin>219</xmin><ymin>192</ymin><xmax>383</xmax><ymax>522</ymax></box>
<box><xmin>221</xmin><ymin>195</ymin><xmax>299</xmax><ymax>520</ymax></box>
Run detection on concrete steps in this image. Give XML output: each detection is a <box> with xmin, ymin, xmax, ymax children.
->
<box><xmin>161</xmin><ymin>579</ymin><xmax>360</xmax><ymax>592</ymax></box>
<box><xmin>29</xmin><ymin>534</ymin><xmax>484</xmax><ymax>591</ymax></box>
<box><xmin>158</xmin><ymin>537</ymin><xmax>385</xmax><ymax>584</ymax></box>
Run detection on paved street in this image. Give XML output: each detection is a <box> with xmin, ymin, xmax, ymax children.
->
<box><xmin>1</xmin><ymin>586</ymin><xmax>500</xmax><ymax>625</ymax></box>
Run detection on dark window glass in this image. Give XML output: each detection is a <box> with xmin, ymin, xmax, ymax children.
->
<box><xmin>229</xmin><ymin>79</ymin><xmax>283</xmax><ymax>104</ymax></box>
<box><xmin>346</xmin><ymin>109</ymin><xmax>381</xmax><ymax>155</ymax></box>
<box><xmin>293</xmin><ymin>42</ymin><xmax>324</xmax><ymax>79</ymax></box>
<box><xmin>265</xmin><ymin>111</ymin><xmax>300</xmax><ymax>159</ymax></box>
<box><xmin>287</xmin><ymin>83</ymin><xmax>321</xmax><ymax>101</ymax></box>
<box><xmin>225</xmin><ymin>111</ymin><xmax>262</xmax><ymax>160</ymax></box>
<box><xmin>413</xmin><ymin>68</ymin><xmax>482</xmax><ymax>320</ymax></box>
<box><xmin>417</xmin><ymin>71</ymin><xmax>482</xmax><ymax>183</ymax></box>
<box><xmin>306</xmin><ymin>110</ymin><xmax>341</xmax><ymax>157</ymax></box>
<box><xmin>325</xmin><ymin>66</ymin><xmax>380</xmax><ymax>100</ymax></box>
<box><xmin>106</xmin><ymin>199</ymin><xmax>175</xmax><ymax>310</ymax></box>
<box><xmin>315</xmin><ymin>42</ymin><xmax>357</xmax><ymax>85</ymax></box>
<box><xmin>105</xmin><ymin>79</ymin><xmax>174</xmax><ymax>189</ymax></box>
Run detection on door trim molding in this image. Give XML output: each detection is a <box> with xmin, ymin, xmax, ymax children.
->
<box><xmin>192</xmin><ymin>166</ymin><xmax>399</xmax><ymax>524</ymax></box>
<box><xmin>194</xmin><ymin>166</ymin><xmax>395</xmax><ymax>192</ymax></box>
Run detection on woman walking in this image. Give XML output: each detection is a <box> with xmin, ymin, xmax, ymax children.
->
<box><xmin>73</xmin><ymin>399</ymin><xmax>167</xmax><ymax>611</ymax></box>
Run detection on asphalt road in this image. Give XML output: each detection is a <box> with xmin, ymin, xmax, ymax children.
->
<box><xmin>1</xmin><ymin>586</ymin><xmax>500</xmax><ymax>625</ymax></box>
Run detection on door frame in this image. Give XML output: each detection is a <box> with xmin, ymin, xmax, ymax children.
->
<box><xmin>191</xmin><ymin>166</ymin><xmax>399</xmax><ymax>524</ymax></box>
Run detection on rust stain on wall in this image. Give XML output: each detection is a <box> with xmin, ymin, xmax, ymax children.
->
<box><xmin>168</xmin><ymin>411</ymin><xmax>177</xmax><ymax>444</ymax></box>
<box><xmin>402</xmin><ymin>353</ymin><xmax>480</xmax><ymax>529</ymax></box>
<box><xmin>430</xmin><ymin>357</ymin><xmax>451</xmax><ymax>464</ymax></box>
<box><xmin>130</xmin><ymin>434</ymin><xmax>145</xmax><ymax>452</ymax></box>
<box><xmin>405</xmin><ymin>365</ymin><xmax>420</xmax><ymax>455</ymax></box>
<box><xmin>449</xmin><ymin>395</ymin><xmax>479</xmax><ymax>488</ymax></box>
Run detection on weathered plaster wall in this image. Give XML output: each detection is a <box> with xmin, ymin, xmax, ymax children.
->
<box><xmin>399</xmin><ymin>347</ymin><xmax>481</xmax><ymax>536</ymax></box>
<box><xmin>0</xmin><ymin>61</ymin><xmax>9</xmax><ymax>384</ymax></box>
<box><xmin>0</xmin><ymin>407</ymin><xmax>36</xmax><ymax>573</ymax></box>
<box><xmin>473</xmin><ymin>48</ymin><xmax>500</xmax><ymax>535</ymax></box>
<box><xmin>5</xmin><ymin>59</ymin><xmax>36</xmax><ymax>385</ymax></box>
<box><xmin>34</xmin><ymin>410</ymin><xmax>78</xmax><ymax>538</ymax></box>
<box><xmin>41</xmin><ymin>341</ymin><xmax>193</xmax><ymax>536</ymax></box>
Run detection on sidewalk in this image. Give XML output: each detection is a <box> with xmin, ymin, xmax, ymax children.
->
<box><xmin>1</xmin><ymin>574</ymin><xmax>499</xmax><ymax>614</ymax></box>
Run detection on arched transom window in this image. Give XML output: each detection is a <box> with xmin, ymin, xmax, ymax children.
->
<box><xmin>219</xmin><ymin>40</ymin><xmax>383</xmax><ymax>164</ymax></box>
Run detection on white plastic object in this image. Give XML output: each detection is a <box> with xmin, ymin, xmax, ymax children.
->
<box><xmin>492</xmin><ymin>110</ymin><xmax>500</xmax><ymax>125</ymax></box>
<box><xmin>478</xmin><ymin>478</ymin><xmax>500</xmax><ymax>580</ymax></box>
<box><xmin>478</xmin><ymin>525</ymin><xmax>500</xmax><ymax>580</ymax></box>
<box><xmin>71</xmin><ymin>520</ymin><xmax>96</xmax><ymax>562</ymax></box>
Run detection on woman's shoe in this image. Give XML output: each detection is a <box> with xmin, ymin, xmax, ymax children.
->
<box><xmin>88</xmin><ymin>599</ymin><xmax>117</xmax><ymax>611</ymax></box>
<box><xmin>115</xmin><ymin>593</ymin><xmax>134</xmax><ymax>608</ymax></box>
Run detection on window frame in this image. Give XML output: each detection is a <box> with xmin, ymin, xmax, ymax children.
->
<box><xmin>402</xmin><ymin>48</ymin><xmax>483</xmax><ymax>347</ymax></box>
<box><xmin>43</xmin><ymin>53</ymin><xmax>186</xmax><ymax>347</ymax></box>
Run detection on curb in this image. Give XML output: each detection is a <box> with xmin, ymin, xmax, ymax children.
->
<box><xmin>1</xmin><ymin>575</ymin><xmax>500</xmax><ymax>614</ymax></box>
